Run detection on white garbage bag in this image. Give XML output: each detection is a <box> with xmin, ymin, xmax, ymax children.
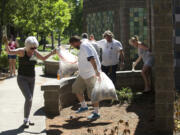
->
<box><xmin>59</xmin><ymin>60</ymin><xmax>78</xmax><ymax>77</ymax></box>
<box><xmin>56</xmin><ymin>46</ymin><xmax>78</xmax><ymax>77</ymax></box>
<box><xmin>91</xmin><ymin>72</ymin><xmax>118</xmax><ymax>103</ymax></box>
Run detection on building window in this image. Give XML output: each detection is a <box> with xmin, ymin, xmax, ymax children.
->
<box><xmin>86</xmin><ymin>11</ymin><xmax>115</xmax><ymax>40</ymax></box>
<box><xmin>129</xmin><ymin>8</ymin><xmax>148</xmax><ymax>61</ymax></box>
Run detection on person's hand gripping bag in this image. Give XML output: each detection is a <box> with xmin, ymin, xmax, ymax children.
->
<box><xmin>56</xmin><ymin>46</ymin><xmax>78</xmax><ymax>78</ymax></box>
<box><xmin>91</xmin><ymin>72</ymin><xmax>118</xmax><ymax>103</ymax></box>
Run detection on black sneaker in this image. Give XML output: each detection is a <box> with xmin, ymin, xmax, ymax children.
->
<box><xmin>22</xmin><ymin>121</ymin><xmax>29</xmax><ymax>128</ymax></box>
<box><xmin>29</xmin><ymin>121</ymin><xmax>35</xmax><ymax>126</ymax></box>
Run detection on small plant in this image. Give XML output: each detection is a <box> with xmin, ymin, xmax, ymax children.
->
<box><xmin>52</xmin><ymin>54</ymin><xmax>60</xmax><ymax>61</ymax></box>
<box><xmin>0</xmin><ymin>49</ymin><xmax>8</xmax><ymax>70</ymax></box>
<box><xmin>69</xmin><ymin>48</ymin><xmax>79</xmax><ymax>56</ymax></box>
<box><xmin>174</xmin><ymin>93</ymin><xmax>180</xmax><ymax>133</ymax></box>
<box><xmin>116</xmin><ymin>87</ymin><xmax>133</xmax><ymax>104</ymax></box>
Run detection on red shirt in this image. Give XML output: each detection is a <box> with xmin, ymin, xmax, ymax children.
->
<box><xmin>8</xmin><ymin>41</ymin><xmax>17</xmax><ymax>50</ymax></box>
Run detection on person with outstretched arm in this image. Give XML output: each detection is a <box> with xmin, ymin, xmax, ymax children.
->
<box><xmin>3</xmin><ymin>36</ymin><xmax>56</xmax><ymax>128</ymax></box>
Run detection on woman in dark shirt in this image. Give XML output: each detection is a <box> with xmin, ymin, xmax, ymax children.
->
<box><xmin>3</xmin><ymin>36</ymin><xmax>56</xmax><ymax>128</ymax></box>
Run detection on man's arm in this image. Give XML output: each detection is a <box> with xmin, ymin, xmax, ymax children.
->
<box><xmin>117</xmin><ymin>41</ymin><xmax>124</xmax><ymax>65</ymax></box>
<box><xmin>89</xmin><ymin>57</ymin><xmax>100</xmax><ymax>77</ymax></box>
<box><xmin>83</xmin><ymin>45</ymin><xmax>101</xmax><ymax>77</ymax></box>
<box><xmin>119</xmin><ymin>50</ymin><xmax>124</xmax><ymax>64</ymax></box>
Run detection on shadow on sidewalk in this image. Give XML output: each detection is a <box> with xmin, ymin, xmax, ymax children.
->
<box><xmin>0</xmin><ymin>125</ymin><xmax>25</xmax><ymax>135</ymax></box>
<box><xmin>34</xmin><ymin>107</ymin><xmax>45</xmax><ymax>116</ymax></box>
<box><xmin>1</xmin><ymin>125</ymin><xmax>46</xmax><ymax>135</ymax></box>
<box><xmin>23</xmin><ymin>129</ymin><xmax>46</xmax><ymax>134</ymax></box>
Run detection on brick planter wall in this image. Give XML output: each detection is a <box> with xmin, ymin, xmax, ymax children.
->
<box><xmin>116</xmin><ymin>70</ymin><xmax>144</xmax><ymax>91</ymax></box>
<box><xmin>41</xmin><ymin>71</ymin><xmax>144</xmax><ymax>116</ymax></box>
<box><xmin>44</xmin><ymin>60</ymin><xmax>59</xmax><ymax>77</ymax></box>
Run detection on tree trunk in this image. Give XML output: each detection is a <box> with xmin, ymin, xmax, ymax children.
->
<box><xmin>0</xmin><ymin>0</ymin><xmax>6</xmax><ymax>55</ymax></box>
<box><xmin>43</xmin><ymin>35</ymin><xmax>46</xmax><ymax>51</ymax></box>
<box><xmin>58</xmin><ymin>32</ymin><xmax>61</xmax><ymax>47</ymax></box>
<box><xmin>36</xmin><ymin>32</ymin><xmax>39</xmax><ymax>40</ymax></box>
<box><xmin>51</xmin><ymin>31</ymin><xmax>54</xmax><ymax>49</ymax></box>
<box><xmin>0</xmin><ymin>26</ymin><xmax>2</xmax><ymax>55</ymax></box>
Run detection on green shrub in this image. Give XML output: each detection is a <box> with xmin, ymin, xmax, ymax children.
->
<box><xmin>116</xmin><ymin>87</ymin><xmax>133</xmax><ymax>104</ymax></box>
<box><xmin>53</xmin><ymin>54</ymin><xmax>60</xmax><ymax>61</ymax></box>
<box><xmin>37</xmin><ymin>45</ymin><xmax>53</xmax><ymax>52</ymax></box>
<box><xmin>0</xmin><ymin>50</ymin><xmax>8</xmax><ymax>70</ymax></box>
<box><xmin>69</xmin><ymin>48</ymin><xmax>79</xmax><ymax>56</ymax></box>
<box><xmin>52</xmin><ymin>47</ymin><xmax>79</xmax><ymax>61</ymax></box>
<box><xmin>61</xmin><ymin>37</ymin><xmax>69</xmax><ymax>44</ymax></box>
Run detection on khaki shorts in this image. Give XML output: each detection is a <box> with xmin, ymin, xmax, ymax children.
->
<box><xmin>72</xmin><ymin>76</ymin><xmax>96</xmax><ymax>99</ymax></box>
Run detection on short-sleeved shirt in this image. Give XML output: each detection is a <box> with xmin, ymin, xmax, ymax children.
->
<box><xmin>8</xmin><ymin>41</ymin><xmax>16</xmax><ymax>50</ymax></box>
<box><xmin>78</xmin><ymin>40</ymin><xmax>101</xmax><ymax>79</ymax></box>
<box><xmin>98</xmin><ymin>39</ymin><xmax>123</xmax><ymax>66</ymax></box>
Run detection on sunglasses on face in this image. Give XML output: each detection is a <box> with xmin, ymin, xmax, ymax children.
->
<box><xmin>30</xmin><ymin>47</ymin><xmax>37</xmax><ymax>50</ymax></box>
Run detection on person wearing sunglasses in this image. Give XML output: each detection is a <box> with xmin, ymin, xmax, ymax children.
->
<box><xmin>3</xmin><ymin>36</ymin><xmax>56</xmax><ymax>128</ymax></box>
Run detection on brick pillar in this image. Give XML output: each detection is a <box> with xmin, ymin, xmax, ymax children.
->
<box><xmin>119</xmin><ymin>0</ymin><xmax>131</xmax><ymax>69</ymax></box>
<box><xmin>151</xmin><ymin>0</ymin><xmax>175</xmax><ymax>134</ymax></box>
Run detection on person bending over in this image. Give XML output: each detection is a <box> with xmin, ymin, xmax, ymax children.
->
<box><xmin>129</xmin><ymin>36</ymin><xmax>154</xmax><ymax>92</ymax></box>
<box><xmin>69</xmin><ymin>36</ymin><xmax>101</xmax><ymax>120</ymax></box>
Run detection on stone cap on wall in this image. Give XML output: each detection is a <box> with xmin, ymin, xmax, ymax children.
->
<box><xmin>41</xmin><ymin>77</ymin><xmax>77</xmax><ymax>91</ymax></box>
<box><xmin>41</xmin><ymin>80</ymin><xmax>60</xmax><ymax>91</ymax></box>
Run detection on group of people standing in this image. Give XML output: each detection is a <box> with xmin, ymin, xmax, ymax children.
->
<box><xmin>69</xmin><ymin>30</ymin><xmax>153</xmax><ymax>120</ymax></box>
<box><xmin>2</xmin><ymin>29</ymin><xmax>153</xmax><ymax>127</ymax></box>
<box><xmin>80</xmin><ymin>30</ymin><xmax>153</xmax><ymax>92</ymax></box>
<box><xmin>81</xmin><ymin>31</ymin><xmax>125</xmax><ymax>84</ymax></box>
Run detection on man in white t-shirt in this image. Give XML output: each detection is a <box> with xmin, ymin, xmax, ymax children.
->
<box><xmin>69</xmin><ymin>36</ymin><xmax>101</xmax><ymax>120</ymax></box>
<box><xmin>98</xmin><ymin>30</ymin><xmax>124</xmax><ymax>84</ymax></box>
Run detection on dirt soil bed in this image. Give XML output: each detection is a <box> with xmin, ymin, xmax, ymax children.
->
<box><xmin>46</xmin><ymin>93</ymin><xmax>156</xmax><ymax>135</ymax></box>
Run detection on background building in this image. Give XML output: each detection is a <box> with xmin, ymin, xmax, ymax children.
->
<box><xmin>83</xmin><ymin>0</ymin><xmax>175</xmax><ymax>134</ymax></box>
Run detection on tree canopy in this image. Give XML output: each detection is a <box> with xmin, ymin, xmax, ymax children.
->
<box><xmin>0</xmin><ymin>0</ymin><xmax>83</xmax><ymax>53</ymax></box>
<box><xmin>64</xmin><ymin>0</ymin><xmax>83</xmax><ymax>36</ymax></box>
<box><xmin>12</xmin><ymin>0</ymin><xmax>71</xmax><ymax>36</ymax></box>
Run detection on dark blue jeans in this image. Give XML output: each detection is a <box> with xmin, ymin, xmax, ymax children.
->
<box><xmin>102</xmin><ymin>65</ymin><xmax>117</xmax><ymax>85</ymax></box>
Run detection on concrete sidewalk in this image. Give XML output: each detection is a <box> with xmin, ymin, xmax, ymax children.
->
<box><xmin>0</xmin><ymin>67</ymin><xmax>56</xmax><ymax>135</ymax></box>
